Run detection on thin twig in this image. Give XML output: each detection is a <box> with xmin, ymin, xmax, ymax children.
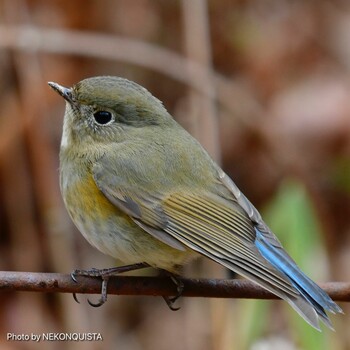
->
<box><xmin>0</xmin><ymin>271</ymin><xmax>349</xmax><ymax>301</ymax></box>
<box><xmin>0</xmin><ymin>25</ymin><xmax>262</xmax><ymax>123</ymax></box>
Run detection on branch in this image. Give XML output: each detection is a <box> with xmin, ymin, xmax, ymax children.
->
<box><xmin>0</xmin><ymin>25</ymin><xmax>261</xmax><ymax>124</ymax></box>
<box><xmin>0</xmin><ymin>272</ymin><xmax>349</xmax><ymax>301</ymax></box>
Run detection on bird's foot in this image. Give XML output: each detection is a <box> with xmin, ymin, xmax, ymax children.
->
<box><xmin>71</xmin><ymin>262</ymin><xmax>150</xmax><ymax>307</ymax></box>
<box><xmin>162</xmin><ymin>273</ymin><xmax>184</xmax><ymax>311</ymax></box>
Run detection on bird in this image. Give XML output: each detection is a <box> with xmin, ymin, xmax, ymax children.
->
<box><xmin>48</xmin><ymin>76</ymin><xmax>342</xmax><ymax>331</ymax></box>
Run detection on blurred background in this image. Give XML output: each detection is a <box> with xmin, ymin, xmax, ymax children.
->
<box><xmin>0</xmin><ymin>0</ymin><xmax>349</xmax><ymax>349</ymax></box>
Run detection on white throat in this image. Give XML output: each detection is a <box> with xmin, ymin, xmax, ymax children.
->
<box><xmin>60</xmin><ymin>118</ymin><xmax>71</xmax><ymax>149</ymax></box>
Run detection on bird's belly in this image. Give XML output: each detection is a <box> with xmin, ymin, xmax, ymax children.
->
<box><xmin>62</xmin><ymin>172</ymin><xmax>196</xmax><ymax>272</ymax></box>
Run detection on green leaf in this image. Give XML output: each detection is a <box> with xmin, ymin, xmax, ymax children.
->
<box><xmin>262</xmin><ymin>178</ymin><xmax>334</xmax><ymax>349</ymax></box>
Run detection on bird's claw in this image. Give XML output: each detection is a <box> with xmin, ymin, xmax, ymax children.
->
<box><xmin>163</xmin><ymin>274</ymin><xmax>184</xmax><ymax>311</ymax></box>
<box><xmin>72</xmin><ymin>292</ymin><xmax>80</xmax><ymax>304</ymax></box>
<box><xmin>71</xmin><ymin>271</ymin><xmax>78</xmax><ymax>283</ymax></box>
<box><xmin>163</xmin><ymin>296</ymin><xmax>181</xmax><ymax>311</ymax></box>
<box><xmin>70</xmin><ymin>263</ymin><xmax>149</xmax><ymax>307</ymax></box>
<box><xmin>86</xmin><ymin>277</ymin><xmax>109</xmax><ymax>307</ymax></box>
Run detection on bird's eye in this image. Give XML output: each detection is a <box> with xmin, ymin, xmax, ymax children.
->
<box><xmin>93</xmin><ymin>111</ymin><xmax>113</xmax><ymax>125</ymax></box>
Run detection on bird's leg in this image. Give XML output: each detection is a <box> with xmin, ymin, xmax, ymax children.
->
<box><xmin>160</xmin><ymin>271</ymin><xmax>184</xmax><ymax>311</ymax></box>
<box><xmin>71</xmin><ymin>262</ymin><xmax>150</xmax><ymax>307</ymax></box>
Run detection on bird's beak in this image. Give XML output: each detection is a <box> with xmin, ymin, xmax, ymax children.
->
<box><xmin>48</xmin><ymin>81</ymin><xmax>75</xmax><ymax>104</ymax></box>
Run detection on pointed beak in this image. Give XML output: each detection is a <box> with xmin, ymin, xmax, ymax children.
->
<box><xmin>48</xmin><ymin>81</ymin><xmax>75</xmax><ymax>104</ymax></box>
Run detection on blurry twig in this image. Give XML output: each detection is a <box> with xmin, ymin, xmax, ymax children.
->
<box><xmin>0</xmin><ymin>25</ymin><xmax>262</xmax><ymax>124</ymax></box>
<box><xmin>181</xmin><ymin>0</ymin><xmax>220</xmax><ymax>162</ymax></box>
<box><xmin>0</xmin><ymin>271</ymin><xmax>349</xmax><ymax>301</ymax></box>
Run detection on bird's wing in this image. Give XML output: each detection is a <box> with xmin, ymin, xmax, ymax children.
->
<box><xmin>93</xmin><ymin>158</ymin><xmax>341</xmax><ymax>330</ymax></box>
<box><xmin>93</xmin><ymin>158</ymin><xmax>296</xmax><ymax>296</ymax></box>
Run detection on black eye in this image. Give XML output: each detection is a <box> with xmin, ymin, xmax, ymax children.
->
<box><xmin>93</xmin><ymin>111</ymin><xmax>113</xmax><ymax>125</ymax></box>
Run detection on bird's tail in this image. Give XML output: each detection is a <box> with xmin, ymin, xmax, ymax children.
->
<box><xmin>255</xmin><ymin>228</ymin><xmax>343</xmax><ymax>331</ymax></box>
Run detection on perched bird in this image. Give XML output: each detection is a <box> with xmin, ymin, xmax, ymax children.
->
<box><xmin>49</xmin><ymin>76</ymin><xmax>342</xmax><ymax>330</ymax></box>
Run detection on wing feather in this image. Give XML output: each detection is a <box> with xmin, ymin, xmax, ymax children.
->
<box><xmin>93</xmin><ymin>157</ymin><xmax>341</xmax><ymax>330</ymax></box>
<box><xmin>163</xmin><ymin>192</ymin><xmax>297</xmax><ymax>296</ymax></box>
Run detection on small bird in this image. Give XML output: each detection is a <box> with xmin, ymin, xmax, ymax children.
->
<box><xmin>49</xmin><ymin>76</ymin><xmax>342</xmax><ymax>330</ymax></box>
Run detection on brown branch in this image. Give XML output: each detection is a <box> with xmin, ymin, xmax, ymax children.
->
<box><xmin>0</xmin><ymin>25</ymin><xmax>261</xmax><ymax>123</ymax></box>
<box><xmin>0</xmin><ymin>271</ymin><xmax>349</xmax><ymax>302</ymax></box>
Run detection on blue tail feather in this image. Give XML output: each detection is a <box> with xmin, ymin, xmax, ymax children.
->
<box><xmin>255</xmin><ymin>228</ymin><xmax>342</xmax><ymax>329</ymax></box>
